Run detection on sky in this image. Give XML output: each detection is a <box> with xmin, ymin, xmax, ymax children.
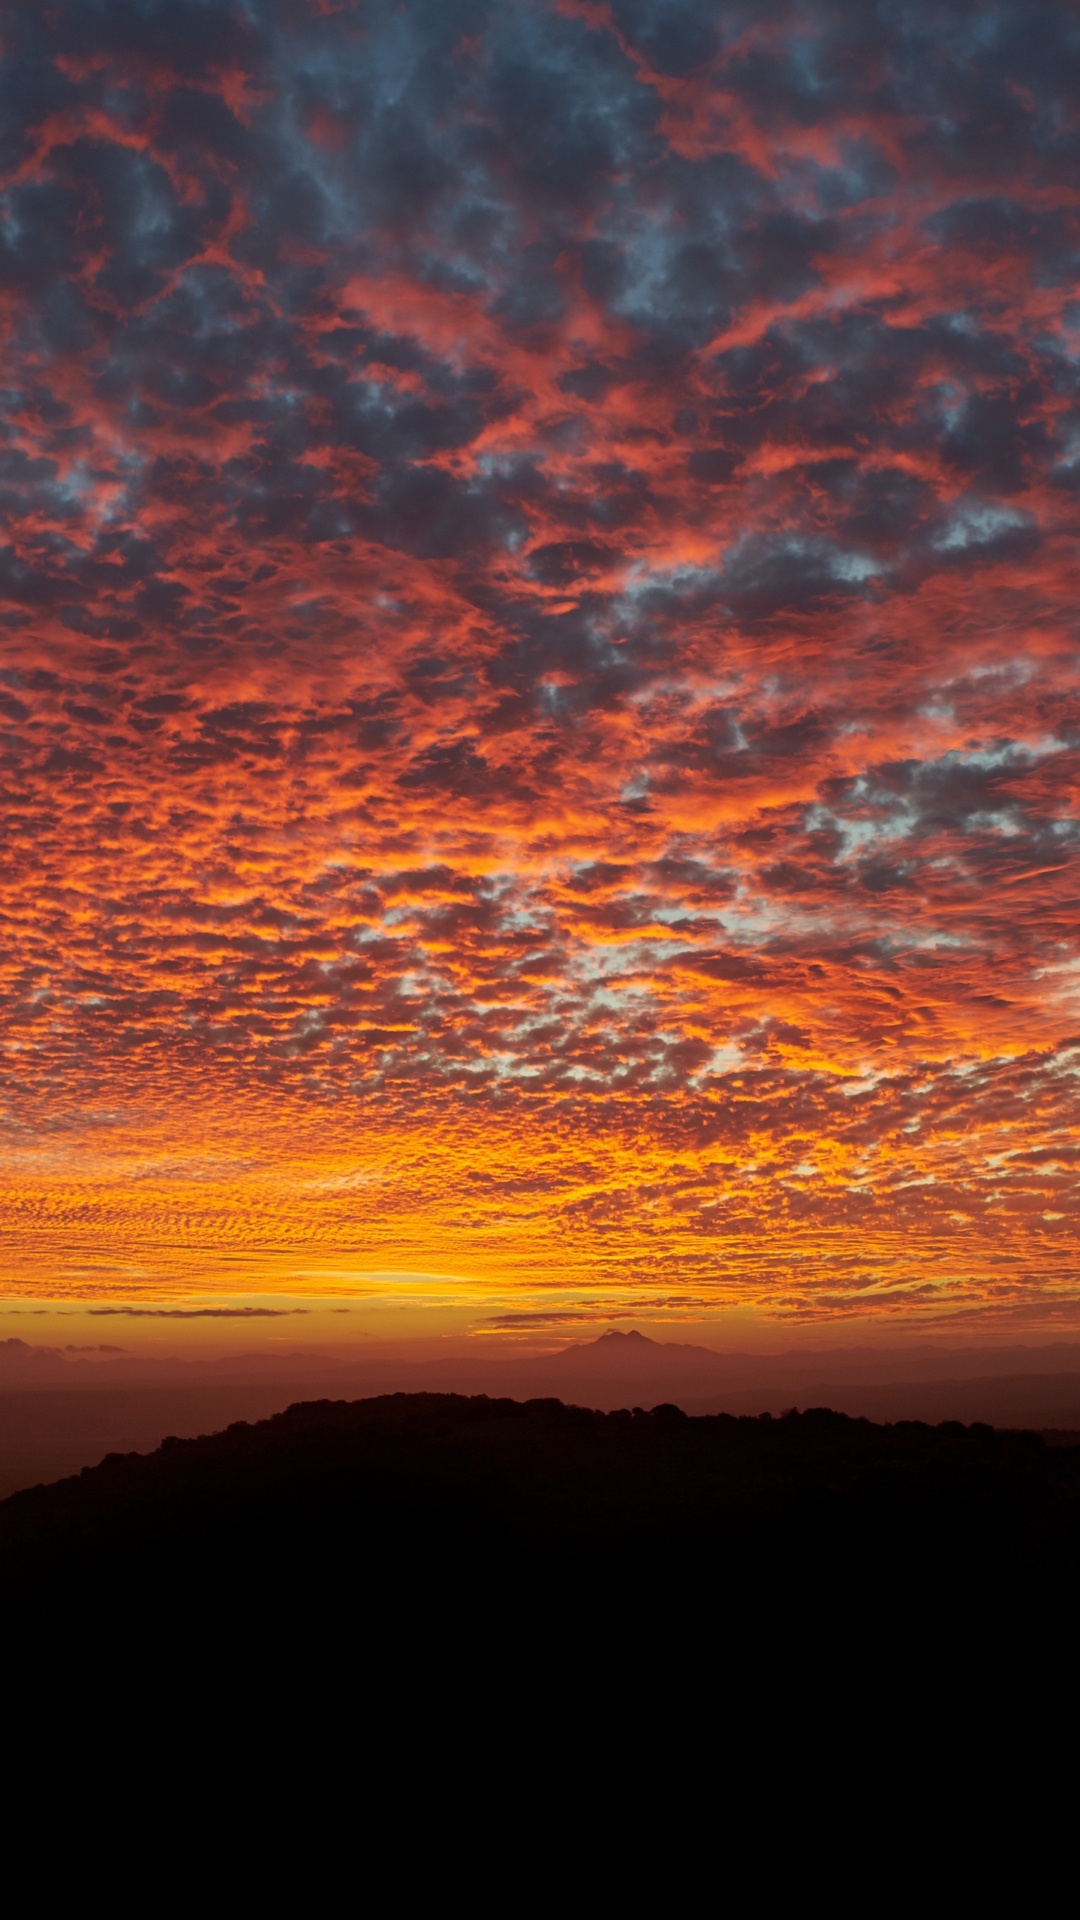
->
<box><xmin>1</xmin><ymin>0</ymin><xmax>1078</xmax><ymax>1348</ymax></box>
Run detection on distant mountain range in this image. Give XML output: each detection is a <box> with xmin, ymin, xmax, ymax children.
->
<box><xmin>7</xmin><ymin>1325</ymin><xmax>1080</xmax><ymax>1391</ymax></box>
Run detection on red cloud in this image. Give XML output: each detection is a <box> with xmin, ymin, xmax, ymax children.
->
<box><xmin>0</xmin><ymin>0</ymin><xmax>1077</xmax><ymax>1329</ymax></box>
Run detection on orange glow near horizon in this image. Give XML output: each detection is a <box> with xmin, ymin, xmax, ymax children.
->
<box><xmin>1</xmin><ymin>0</ymin><xmax>1078</xmax><ymax>1344</ymax></box>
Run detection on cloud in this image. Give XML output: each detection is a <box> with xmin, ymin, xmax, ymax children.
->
<box><xmin>87</xmin><ymin>1308</ymin><xmax>309</xmax><ymax>1320</ymax></box>
<box><xmin>0</xmin><ymin>0</ymin><xmax>1077</xmax><ymax>1325</ymax></box>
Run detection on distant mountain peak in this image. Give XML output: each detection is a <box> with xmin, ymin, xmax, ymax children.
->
<box><xmin>551</xmin><ymin>1328</ymin><xmax>722</xmax><ymax>1367</ymax></box>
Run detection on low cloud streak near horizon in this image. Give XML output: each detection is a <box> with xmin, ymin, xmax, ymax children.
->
<box><xmin>1</xmin><ymin>0</ymin><xmax>1079</xmax><ymax>1332</ymax></box>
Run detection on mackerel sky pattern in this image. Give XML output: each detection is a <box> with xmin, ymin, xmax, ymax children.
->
<box><xmin>1</xmin><ymin>0</ymin><xmax>1079</xmax><ymax>1325</ymax></box>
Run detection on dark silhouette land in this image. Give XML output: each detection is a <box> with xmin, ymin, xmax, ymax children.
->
<box><xmin>2</xmin><ymin>1328</ymin><xmax>1080</xmax><ymax>1496</ymax></box>
<box><xmin>3</xmin><ymin>1391</ymin><xmax>1079</xmax><ymax>1633</ymax></box>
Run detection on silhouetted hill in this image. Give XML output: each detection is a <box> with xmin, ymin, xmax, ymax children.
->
<box><xmin>4</xmin><ymin>1334</ymin><xmax>1080</xmax><ymax>1496</ymax></box>
<box><xmin>3</xmin><ymin>1393</ymin><xmax>1079</xmax><ymax>1636</ymax></box>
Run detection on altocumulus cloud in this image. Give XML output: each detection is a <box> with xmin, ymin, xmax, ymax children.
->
<box><xmin>0</xmin><ymin>0</ymin><xmax>1078</xmax><ymax>1323</ymax></box>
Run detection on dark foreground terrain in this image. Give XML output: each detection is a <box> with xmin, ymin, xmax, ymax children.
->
<box><xmin>4</xmin><ymin>1330</ymin><xmax>1080</xmax><ymax>1498</ymax></box>
<box><xmin>3</xmin><ymin>1393</ymin><xmax>1080</xmax><ymax>1638</ymax></box>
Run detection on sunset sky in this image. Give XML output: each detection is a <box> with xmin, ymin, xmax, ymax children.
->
<box><xmin>1</xmin><ymin>0</ymin><xmax>1078</xmax><ymax>1348</ymax></box>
